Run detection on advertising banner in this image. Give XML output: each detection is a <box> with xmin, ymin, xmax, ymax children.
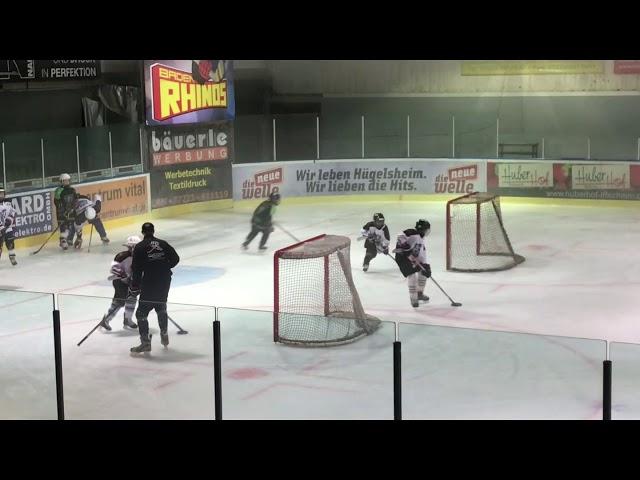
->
<box><xmin>489</xmin><ymin>161</ymin><xmax>640</xmax><ymax>200</ymax></box>
<box><xmin>74</xmin><ymin>175</ymin><xmax>150</xmax><ymax>221</ymax></box>
<box><xmin>143</xmin><ymin>60</ymin><xmax>235</xmax><ymax>126</ymax></box>
<box><xmin>614</xmin><ymin>61</ymin><xmax>640</xmax><ymax>74</ymax></box>
<box><xmin>149</xmin><ymin>122</ymin><xmax>233</xmax><ymax>209</ymax></box>
<box><xmin>0</xmin><ymin>60</ymin><xmax>100</xmax><ymax>81</ymax></box>
<box><xmin>8</xmin><ymin>190</ymin><xmax>54</xmax><ymax>239</ymax></box>
<box><xmin>233</xmin><ymin>160</ymin><xmax>487</xmax><ymax>201</ymax></box>
<box><xmin>461</xmin><ymin>60</ymin><xmax>604</xmax><ymax>76</ymax></box>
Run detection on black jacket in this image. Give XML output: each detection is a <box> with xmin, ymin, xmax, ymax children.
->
<box><xmin>131</xmin><ymin>235</ymin><xmax>180</xmax><ymax>302</ymax></box>
<box><xmin>251</xmin><ymin>200</ymin><xmax>276</xmax><ymax>227</ymax></box>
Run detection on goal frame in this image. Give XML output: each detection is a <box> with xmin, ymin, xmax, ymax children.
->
<box><xmin>273</xmin><ymin>234</ymin><xmax>378</xmax><ymax>346</ymax></box>
<box><xmin>446</xmin><ymin>191</ymin><xmax>525</xmax><ymax>272</ymax></box>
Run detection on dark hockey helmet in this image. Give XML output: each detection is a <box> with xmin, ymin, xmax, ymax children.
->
<box><xmin>373</xmin><ymin>212</ymin><xmax>385</xmax><ymax>227</ymax></box>
<box><xmin>415</xmin><ymin>219</ymin><xmax>431</xmax><ymax>236</ymax></box>
<box><xmin>269</xmin><ymin>192</ymin><xmax>281</xmax><ymax>204</ymax></box>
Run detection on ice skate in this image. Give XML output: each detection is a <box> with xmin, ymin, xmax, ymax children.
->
<box><xmin>74</xmin><ymin>237</ymin><xmax>83</xmax><ymax>249</ymax></box>
<box><xmin>60</xmin><ymin>239</ymin><xmax>68</xmax><ymax>250</ymax></box>
<box><xmin>9</xmin><ymin>254</ymin><xmax>17</xmax><ymax>266</ymax></box>
<box><xmin>160</xmin><ymin>330</ymin><xmax>169</xmax><ymax>347</ymax></box>
<box><xmin>363</xmin><ymin>262</ymin><xmax>369</xmax><ymax>272</ymax></box>
<box><xmin>123</xmin><ymin>317</ymin><xmax>138</xmax><ymax>329</ymax></box>
<box><xmin>130</xmin><ymin>334</ymin><xmax>152</xmax><ymax>354</ymax></box>
<box><xmin>258</xmin><ymin>245</ymin><xmax>268</xmax><ymax>251</ymax></box>
<box><xmin>100</xmin><ymin>315</ymin><xmax>112</xmax><ymax>331</ymax></box>
<box><xmin>418</xmin><ymin>292</ymin><xmax>429</xmax><ymax>302</ymax></box>
<box><xmin>101</xmin><ymin>236</ymin><xmax>110</xmax><ymax>245</ymax></box>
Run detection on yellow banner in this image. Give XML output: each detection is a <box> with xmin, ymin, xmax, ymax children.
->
<box><xmin>462</xmin><ymin>61</ymin><xmax>604</xmax><ymax>76</ymax></box>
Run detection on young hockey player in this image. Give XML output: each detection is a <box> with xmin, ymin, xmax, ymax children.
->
<box><xmin>0</xmin><ymin>189</ymin><xmax>17</xmax><ymax>266</ymax></box>
<box><xmin>393</xmin><ymin>219</ymin><xmax>432</xmax><ymax>308</ymax></box>
<box><xmin>99</xmin><ymin>236</ymin><xmax>141</xmax><ymax>331</ymax></box>
<box><xmin>242</xmin><ymin>192</ymin><xmax>281</xmax><ymax>251</ymax></box>
<box><xmin>70</xmin><ymin>195</ymin><xmax>109</xmax><ymax>249</ymax></box>
<box><xmin>360</xmin><ymin>212</ymin><xmax>390</xmax><ymax>272</ymax></box>
<box><xmin>55</xmin><ymin>173</ymin><xmax>110</xmax><ymax>250</ymax></box>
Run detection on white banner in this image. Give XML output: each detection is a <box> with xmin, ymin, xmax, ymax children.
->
<box><xmin>496</xmin><ymin>162</ymin><xmax>553</xmax><ymax>188</ymax></box>
<box><xmin>571</xmin><ymin>164</ymin><xmax>630</xmax><ymax>190</ymax></box>
<box><xmin>232</xmin><ymin>159</ymin><xmax>487</xmax><ymax>201</ymax></box>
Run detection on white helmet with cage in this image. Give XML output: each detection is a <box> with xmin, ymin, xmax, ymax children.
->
<box><xmin>60</xmin><ymin>173</ymin><xmax>71</xmax><ymax>186</ymax></box>
<box><xmin>123</xmin><ymin>235</ymin><xmax>141</xmax><ymax>249</ymax></box>
<box><xmin>84</xmin><ymin>206</ymin><xmax>96</xmax><ymax>221</ymax></box>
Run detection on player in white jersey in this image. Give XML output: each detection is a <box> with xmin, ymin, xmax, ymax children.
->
<box><xmin>360</xmin><ymin>212</ymin><xmax>390</xmax><ymax>272</ymax></box>
<box><xmin>393</xmin><ymin>219</ymin><xmax>431</xmax><ymax>307</ymax></box>
<box><xmin>71</xmin><ymin>195</ymin><xmax>110</xmax><ymax>249</ymax></box>
<box><xmin>0</xmin><ymin>189</ymin><xmax>17</xmax><ymax>266</ymax></box>
<box><xmin>99</xmin><ymin>236</ymin><xmax>141</xmax><ymax>331</ymax></box>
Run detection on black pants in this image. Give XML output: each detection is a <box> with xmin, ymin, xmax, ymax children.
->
<box><xmin>244</xmin><ymin>224</ymin><xmax>271</xmax><ymax>247</ymax></box>
<box><xmin>363</xmin><ymin>239</ymin><xmax>379</xmax><ymax>265</ymax></box>
<box><xmin>135</xmin><ymin>300</ymin><xmax>168</xmax><ymax>339</ymax></box>
<box><xmin>0</xmin><ymin>229</ymin><xmax>15</xmax><ymax>251</ymax></box>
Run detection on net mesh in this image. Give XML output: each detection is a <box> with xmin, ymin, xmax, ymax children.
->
<box><xmin>275</xmin><ymin>235</ymin><xmax>381</xmax><ymax>347</ymax></box>
<box><xmin>447</xmin><ymin>193</ymin><xmax>525</xmax><ymax>272</ymax></box>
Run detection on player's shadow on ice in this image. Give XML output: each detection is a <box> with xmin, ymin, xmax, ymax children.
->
<box><xmin>136</xmin><ymin>349</ymin><xmax>209</xmax><ymax>364</ymax></box>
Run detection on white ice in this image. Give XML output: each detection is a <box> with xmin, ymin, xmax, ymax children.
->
<box><xmin>1</xmin><ymin>199</ymin><xmax>640</xmax><ymax>419</ymax></box>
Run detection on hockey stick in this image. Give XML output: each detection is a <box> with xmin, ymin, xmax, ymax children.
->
<box><xmin>31</xmin><ymin>225</ymin><xmax>60</xmax><ymax>255</ymax></box>
<box><xmin>87</xmin><ymin>223</ymin><xmax>94</xmax><ymax>253</ymax></box>
<box><xmin>429</xmin><ymin>275</ymin><xmax>462</xmax><ymax>307</ymax></box>
<box><xmin>168</xmin><ymin>315</ymin><xmax>188</xmax><ymax>334</ymax></box>
<box><xmin>77</xmin><ymin>318</ymin><xmax>104</xmax><ymax>346</ymax></box>
<box><xmin>273</xmin><ymin>222</ymin><xmax>300</xmax><ymax>243</ymax></box>
<box><xmin>384</xmin><ymin>252</ymin><xmax>462</xmax><ymax>307</ymax></box>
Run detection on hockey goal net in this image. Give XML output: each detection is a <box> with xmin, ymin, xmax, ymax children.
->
<box><xmin>446</xmin><ymin>192</ymin><xmax>525</xmax><ymax>272</ymax></box>
<box><xmin>274</xmin><ymin>234</ymin><xmax>381</xmax><ymax>347</ymax></box>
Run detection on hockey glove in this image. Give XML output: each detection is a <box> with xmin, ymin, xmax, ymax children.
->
<box><xmin>420</xmin><ymin>263</ymin><xmax>431</xmax><ymax>278</ymax></box>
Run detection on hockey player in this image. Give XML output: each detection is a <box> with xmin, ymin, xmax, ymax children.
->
<box><xmin>70</xmin><ymin>195</ymin><xmax>110</xmax><ymax>249</ymax></box>
<box><xmin>130</xmin><ymin>223</ymin><xmax>180</xmax><ymax>353</ymax></box>
<box><xmin>99</xmin><ymin>236</ymin><xmax>141</xmax><ymax>331</ymax></box>
<box><xmin>360</xmin><ymin>212</ymin><xmax>390</xmax><ymax>272</ymax></box>
<box><xmin>0</xmin><ymin>189</ymin><xmax>17</xmax><ymax>266</ymax></box>
<box><xmin>393</xmin><ymin>219</ymin><xmax>432</xmax><ymax>308</ymax></box>
<box><xmin>54</xmin><ymin>173</ymin><xmax>80</xmax><ymax>250</ymax></box>
<box><xmin>242</xmin><ymin>192</ymin><xmax>281</xmax><ymax>251</ymax></box>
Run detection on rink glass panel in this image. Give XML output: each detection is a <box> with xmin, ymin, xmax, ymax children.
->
<box><xmin>57</xmin><ymin>294</ymin><xmax>216</xmax><ymax>419</ymax></box>
<box><xmin>609</xmin><ymin>342</ymin><xmax>640</xmax><ymax>419</ymax></box>
<box><xmin>218</xmin><ymin>307</ymin><xmax>395</xmax><ymax>419</ymax></box>
<box><xmin>399</xmin><ymin>322</ymin><xmax>605</xmax><ymax>419</ymax></box>
<box><xmin>0</xmin><ymin>290</ymin><xmax>56</xmax><ymax>419</ymax></box>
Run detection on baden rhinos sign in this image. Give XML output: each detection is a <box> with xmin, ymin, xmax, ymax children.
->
<box><xmin>232</xmin><ymin>160</ymin><xmax>487</xmax><ymax>200</ymax></box>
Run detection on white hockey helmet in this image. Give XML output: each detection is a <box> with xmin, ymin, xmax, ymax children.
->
<box><xmin>124</xmin><ymin>235</ymin><xmax>141</xmax><ymax>248</ymax></box>
<box><xmin>84</xmin><ymin>206</ymin><xmax>96</xmax><ymax>221</ymax></box>
<box><xmin>60</xmin><ymin>173</ymin><xmax>71</xmax><ymax>185</ymax></box>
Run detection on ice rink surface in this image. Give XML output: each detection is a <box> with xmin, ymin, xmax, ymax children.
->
<box><xmin>2</xmin><ymin>198</ymin><xmax>640</xmax><ymax>419</ymax></box>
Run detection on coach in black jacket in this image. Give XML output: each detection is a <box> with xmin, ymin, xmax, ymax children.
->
<box><xmin>129</xmin><ymin>222</ymin><xmax>180</xmax><ymax>353</ymax></box>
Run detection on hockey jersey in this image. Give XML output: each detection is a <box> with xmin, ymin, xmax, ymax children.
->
<box><xmin>360</xmin><ymin>221</ymin><xmax>390</xmax><ymax>250</ymax></box>
<box><xmin>73</xmin><ymin>196</ymin><xmax>101</xmax><ymax>216</ymax></box>
<box><xmin>108</xmin><ymin>250</ymin><xmax>134</xmax><ymax>284</ymax></box>
<box><xmin>395</xmin><ymin>228</ymin><xmax>428</xmax><ymax>264</ymax></box>
<box><xmin>0</xmin><ymin>201</ymin><xmax>16</xmax><ymax>233</ymax></box>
